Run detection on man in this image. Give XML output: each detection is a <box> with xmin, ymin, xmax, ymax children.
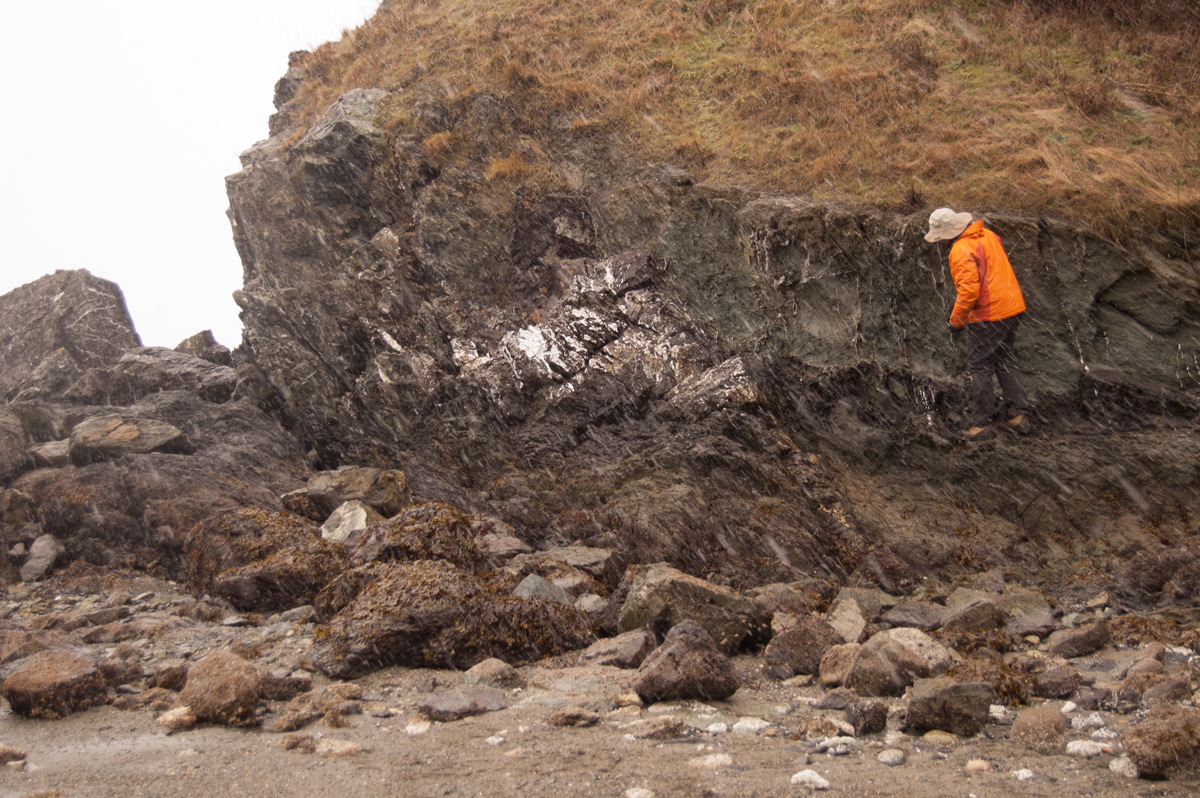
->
<box><xmin>925</xmin><ymin>207</ymin><xmax>1031</xmax><ymax>441</ymax></box>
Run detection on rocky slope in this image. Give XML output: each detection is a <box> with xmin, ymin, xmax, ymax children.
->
<box><xmin>1</xmin><ymin>3</ymin><xmax>1200</xmax><ymax>793</ymax></box>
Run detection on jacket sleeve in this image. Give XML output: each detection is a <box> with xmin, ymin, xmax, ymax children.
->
<box><xmin>948</xmin><ymin>244</ymin><xmax>980</xmax><ymax>327</ymax></box>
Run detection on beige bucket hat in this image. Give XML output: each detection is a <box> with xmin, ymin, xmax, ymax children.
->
<box><xmin>924</xmin><ymin>207</ymin><xmax>974</xmax><ymax>242</ymax></box>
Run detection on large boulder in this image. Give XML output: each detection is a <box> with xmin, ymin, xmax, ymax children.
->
<box><xmin>617</xmin><ymin>563</ymin><xmax>771</xmax><ymax>654</ymax></box>
<box><xmin>763</xmin><ymin>614</ymin><xmax>844</xmax><ymax>679</ymax></box>
<box><xmin>0</xmin><ymin>270</ymin><xmax>140</xmax><ymax>402</ymax></box>
<box><xmin>633</xmin><ymin>620</ymin><xmax>740</xmax><ymax>704</ymax></box>
<box><xmin>904</xmin><ymin>679</ymin><xmax>994</xmax><ymax>737</ymax></box>
<box><xmin>311</xmin><ymin>560</ymin><xmax>594</xmax><ymax>678</ymax></box>
<box><xmin>178</xmin><ymin>650</ymin><xmax>263</xmax><ymax>727</ymax></box>
<box><xmin>68</xmin><ymin>414</ymin><xmax>194</xmax><ymax>465</ymax></box>
<box><xmin>210</xmin><ymin>538</ymin><xmax>350</xmax><ymax>613</ymax></box>
<box><xmin>1124</xmin><ymin>705</ymin><xmax>1200</xmax><ymax>779</ymax></box>
<box><xmin>0</xmin><ymin>649</ymin><xmax>108</xmax><ymax>718</ymax></box>
<box><xmin>818</xmin><ymin>628</ymin><xmax>952</xmax><ymax>697</ymax></box>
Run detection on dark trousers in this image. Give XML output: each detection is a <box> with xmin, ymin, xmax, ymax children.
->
<box><xmin>967</xmin><ymin>314</ymin><xmax>1029</xmax><ymax>426</ymax></box>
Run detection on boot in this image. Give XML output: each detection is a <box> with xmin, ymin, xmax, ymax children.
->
<box><xmin>1001</xmin><ymin>414</ymin><xmax>1031</xmax><ymax>435</ymax></box>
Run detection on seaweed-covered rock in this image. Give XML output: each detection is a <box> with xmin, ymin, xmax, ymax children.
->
<box><xmin>178</xmin><ymin>650</ymin><xmax>263</xmax><ymax>727</ymax></box>
<box><xmin>617</xmin><ymin>563</ymin><xmax>771</xmax><ymax>654</ymax></box>
<box><xmin>306</xmin><ymin>465</ymin><xmax>412</xmax><ymax>517</ymax></box>
<box><xmin>347</xmin><ymin>502</ymin><xmax>480</xmax><ymax>569</ymax></box>
<box><xmin>763</xmin><ymin>614</ymin><xmax>844</xmax><ymax>679</ymax></box>
<box><xmin>210</xmin><ymin>538</ymin><xmax>350</xmax><ymax>612</ymax></box>
<box><xmin>310</xmin><ymin>560</ymin><xmax>594</xmax><ymax>678</ymax></box>
<box><xmin>633</xmin><ymin>620</ymin><xmax>740</xmax><ymax>704</ymax></box>
<box><xmin>185</xmin><ymin>508</ymin><xmax>324</xmax><ymax>592</ymax></box>
<box><xmin>1125</xmin><ymin>705</ymin><xmax>1200</xmax><ymax>779</ymax></box>
<box><xmin>0</xmin><ymin>649</ymin><xmax>108</xmax><ymax>718</ymax></box>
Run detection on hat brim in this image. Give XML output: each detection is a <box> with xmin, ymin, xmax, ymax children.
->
<box><xmin>924</xmin><ymin>212</ymin><xmax>973</xmax><ymax>242</ymax></box>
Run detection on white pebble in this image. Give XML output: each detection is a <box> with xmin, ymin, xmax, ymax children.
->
<box><xmin>625</xmin><ymin>789</ymin><xmax>655</xmax><ymax>798</ymax></box>
<box><xmin>405</xmin><ymin>720</ymin><xmax>431</xmax><ymax>735</ymax></box>
<box><xmin>732</xmin><ymin>717</ymin><xmax>771</xmax><ymax>735</ymax></box>
<box><xmin>1060</xmin><ymin>701</ymin><xmax>1078</xmax><ymax>714</ymax></box>
<box><xmin>688</xmin><ymin>753</ymin><xmax>733</xmax><ymax>769</ymax></box>
<box><xmin>1010</xmin><ymin>769</ymin><xmax>1035</xmax><ymax>782</ymax></box>
<box><xmin>1066</xmin><ymin>740</ymin><xmax>1105</xmax><ymax>758</ymax></box>
<box><xmin>1071</xmin><ymin>712</ymin><xmax>1105</xmax><ymax>731</ymax></box>
<box><xmin>989</xmin><ymin>704</ymin><xmax>1007</xmax><ymax>721</ymax></box>
<box><xmin>485</xmin><ymin>735</ymin><xmax>505</xmax><ymax>746</ymax></box>
<box><xmin>1090</xmin><ymin>728</ymin><xmax>1118</xmax><ymax>741</ymax></box>
<box><xmin>878</xmin><ymin>749</ymin><xmax>906</xmax><ymax>767</ymax></box>
<box><xmin>706</xmin><ymin>722</ymin><xmax>729</xmax><ymax>734</ymax></box>
<box><xmin>790</xmin><ymin>770</ymin><xmax>831</xmax><ymax>790</ymax></box>
<box><xmin>1109</xmin><ymin>757</ymin><xmax>1138</xmax><ymax>779</ymax></box>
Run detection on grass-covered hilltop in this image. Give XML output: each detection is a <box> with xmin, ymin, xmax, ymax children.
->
<box><xmin>281</xmin><ymin>0</ymin><xmax>1200</xmax><ymax>241</ymax></box>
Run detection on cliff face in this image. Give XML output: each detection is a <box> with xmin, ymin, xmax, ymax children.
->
<box><xmin>226</xmin><ymin>85</ymin><xmax>1200</xmax><ymax>589</ymax></box>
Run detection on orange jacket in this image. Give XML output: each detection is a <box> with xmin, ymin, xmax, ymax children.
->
<box><xmin>948</xmin><ymin>221</ymin><xmax>1026</xmax><ymax>327</ymax></box>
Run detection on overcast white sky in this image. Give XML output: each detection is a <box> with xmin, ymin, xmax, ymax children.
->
<box><xmin>0</xmin><ymin>1</ymin><xmax>383</xmax><ymax>348</ymax></box>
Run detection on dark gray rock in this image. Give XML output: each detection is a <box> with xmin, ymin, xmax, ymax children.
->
<box><xmin>846</xmin><ymin>700</ymin><xmax>888</xmax><ymax>736</ymax></box>
<box><xmin>617</xmin><ymin>563</ymin><xmax>771</xmax><ymax>654</ymax></box>
<box><xmin>0</xmin><ymin>270</ymin><xmax>140</xmax><ymax>402</ymax></box>
<box><xmin>940</xmin><ymin>589</ymin><xmax>1008</xmax><ymax>634</ymax></box>
<box><xmin>65</xmin><ymin>347</ymin><xmax>237</xmax><ymax>405</ymax></box>
<box><xmin>1034</xmin><ymin>665</ymin><xmax>1081</xmax><ymax>699</ymax></box>
<box><xmin>904</xmin><ymin>678</ymin><xmax>993</xmax><ymax>737</ymax></box>
<box><xmin>0</xmin><ymin>407</ymin><xmax>29</xmax><ymax>482</ymax></box>
<box><xmin>881</xmin><ymin>600</ymin><xmax>945</xmax><ymax>631</ymax></box>
<box><xmin>513</xmin><ymin>573</ymin><xmax>572</xmax><ymax>605</ymax></box>
<box><xmin>633</xmin><ymin>620</ymin><xmax>740</xmax><ymax>704</ymax></box>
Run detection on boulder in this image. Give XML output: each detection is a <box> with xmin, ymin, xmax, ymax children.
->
<box><xmin>617</xmin><ymin>563</ymin><xmax>771</xmax><ymax>654</ymax></box>
<box><xmin>476</xmin><ymin>531</ymin><xmax>533</xmax><ymax>559</ymax></box>
<box><xmin>844</xmin><ymin>628</ymin><xmax>953</xmax><ymax>696</ymax></box>
<box><xmin>825</xmin><ymin>597</ymin><xmax>869</xmax><ymax>644</ymax></box>
<box><xmin>19</xmin><ymin>533</ymin><xmax>65</xmax><ymax>582</ymax></box>
<box><xmin>306</xmin><ymin>466</ymin><xmax>412</xmax><ymax>517</ymax></box>
<box><xmin>0</xmin><ymin>270</ymin><xmax>140</xmax><ymax>402</ymax></box>
<box><xmin>347</xmin><ymin>502</ymin><xmax>479</xmax><ymax>568</ymax></box>
<box><xmin>579</xmin><ymin>629</ymin><xmax>657</xmax><ymax>669</ymax></box>
<box><xmin>1010</xmin><ymin>705</ymin><xmax>1068</xmax><ymax>754</ymax></box>
<box><xmin>880</xmin><ymin>600</ymin><xmax>945</xmax><ymax>631</ymax></box>
<box><xmin>940</xmin><ymin>589</ymin><xmax>1008</xmax><ymax>634</ymax></box>
<box><xmin>68</xmin><ymin>414</ymin><xmax>194</xmax><ymax>465</ymax></box>
<box><xmin>0</xmin><ymin>649</ymin><xmax>108</xmax><ymax>718</ymax></box>
<box><xmin>463</xmin><ymin>658</ymin><xmax>527</xmax><ymax>689</ymax></box>
<box><xmin>818</xmin><ymin>643</ymin><xmax>862</xmax><ymax>688</ymax></box>
<box><xmin>1005</xmin><ymin>586</ymin><xmax>1055</xmax><ymax>637</ymax></box>
<box><xmin>419</xmin><ymin>687</ymin><xmax>506</xmax><ymax>721</ymax></box>
<box><xmin>65</xmin><ymin>347</ymin><xmax>237</xmax><ymax>405</ymax></box>
<box><xmin>210</xmin><ymin>539</ymin><xmax>350</xmax><ymax>613</ymax></box>
<box><xmin>633</xmin><ymin>620</ymin><xmax>740</xmax><ymax>704</ymax></box>
<box><xmin>748</xmin><ymin>580</ymin><xmax>837</xmax><ymax>617</ymax></box>
<box><xmin>311</xmin><ymin>560</ymin><xmax>595</xmax><ymax>677</ymax></box>
<box><xmin>1045</xmin><ymin>620</ymin><xmax>1110</xmax><ymax>659</ymax></box>
<box><xmin>513</xmin><ymin>573</ymin><xmax>573</xmax><ymax>605</ymax></box>
<box><xmin>845</xmin><ymin>699</ymin><xmax>888</xmax><ymax>736</ymax></box>
<box><xmin>763</xmin><ymin>614</ymin><xmax>844</xmax><ymax>679</ymax></box>
<box><xmin>175</xmin><ymin>330</ymin><xmax>234</xmax><ymax>366</ymax></box>
<box><xmin>1125</xmin><ymin>705</ymin><xmax>1200</xmax><ymax>779</ymax></box>
<box><xmin>0</xmin><ymin>406</ymin><xmax>29</xmax><ymax>482</ymax></box>
<box><xmin>542</xmin><ymin>545</ymin><xmax>623</xmax><ymax>587</ymax></box>
<box><xmin>1033</xmin><ymin>665</ymin><xmax>1082</xmax><ymax>699</ymax></box>
<box><xmin>904</xmin><ymin>679</ymin><xmax>993</xmax><ymax>737</ymax></box>
<box><xmin>320</xmin><ymin>499</ymin><xmax>384</xmax><ymax>543</ymax></box>
<box><xmin>178</xmin><ymin>650</ymin><xmax>263</xmax><ymax>727</ymax></box>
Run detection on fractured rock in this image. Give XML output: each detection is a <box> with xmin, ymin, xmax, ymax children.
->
<box><xmin>633</xmin><ymin>620</ymin><xmax>740</xmax><ymax>704</ymax></box>
<box><xmin>825</xmin><ymin>598</ymin><xmax>869</xmax><ymax>644</ymax></box>
<box><xmin>617</xmin><ymin>563</ymin><xmax>771</xmax><ymax>654</ymax></box>
<box><xmin>68</xmin><ymin>414</ymin><xmax>194</xmax><ymax>465</ymax></box>
<box><xmin>579</xmin><ymin>629</ymin><xmax>657</xmax><ymax>669</ymax></box>
<box><xmin>0</xmin><ymin>649</ymin><xmax>108</xmax><ymax>718</ymax></box>
<box><xmin>320</xmin><ymin>499</ymin><xmax>384</xmax><ymax>543</ymax></box>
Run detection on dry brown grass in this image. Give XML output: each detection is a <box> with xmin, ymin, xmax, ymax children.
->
<box><xmin>282</xmin><ymin>0</ymin><xmax>1200</xmax><ymax>239</ymax></box>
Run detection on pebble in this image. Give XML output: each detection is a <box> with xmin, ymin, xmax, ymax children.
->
<box><xmin>965</xmin><ymin>759</ymin><xmax>991</xmax><ymax>772</ymax></box>
<box><xmin>1060</xmin><ymin>702</ymin><xmax>1078</xmax><ymax>714</ymax></box>
<box><xmin>156</xmin><ymin>706</ymin><xmax>197</xmax><ymax>734</ymax></box>
<box><xmin>315</xmin><ymin>740</ymin><xmax>362</xmax><ymax>758</ymax></box>
<box><xmin>1109</xmin><ymin>757</ymin><xmax>1138</xmax><ymax>778</ymax></box>
<box><xmin>921</xmin><ymin>730</ymin><xmax>957</xmax><ymax>748</ymax></box>
<box><xmin>1065</xmin><ymin>740</ymin><xmax>1105</xmax><ymax>758</ymax></box>
<box><xmin>1090</xmin><ymin>728</ymin><xmax>1118</xmax><ymax>740</ymax></box>
<box><xmin>706</xmin><ymin>723</ymin><xmax>729</xmax><ymax>734</ymax></box>
<box><xmin>405</xmin><ymin>720</ymin><xmax>431</xmax><ymax>735</ymax></box>
<box><xmin>688</xmin><ymin>753</ymin><xmax>733</xmax><ymax>769</ymax></box>
<box><xmin>988</xmin><ymin>704</ymin><xmax>1007</xmax><ymax>722</ymax></box>
<box><xmin>732</xmin><ymin>717</ymin><xmax>770</xmax><ymax>735</ymax></box>
<box><xmin>878</xmin><ymin>749</ymin><xmax>906</xmax><ymax>767</ymax></box>
<box><xmin>485</xmin><ymin>735</ymin><xmax>505</xmax><ymax>746</ymax></box>
<box><xmin>624</xmin><ymin>789</ymin><xmax>655</xmax><ymax>798</ymax></box>
<box><xmin>790</xmin><ymin>770</ymin><xmax>831</xmax><ymax>790</ymax></box>
<box><xmin>1011</xmin><ymin>769</ymin><xmax>1035</xmax><ymax>781</ymax></box>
